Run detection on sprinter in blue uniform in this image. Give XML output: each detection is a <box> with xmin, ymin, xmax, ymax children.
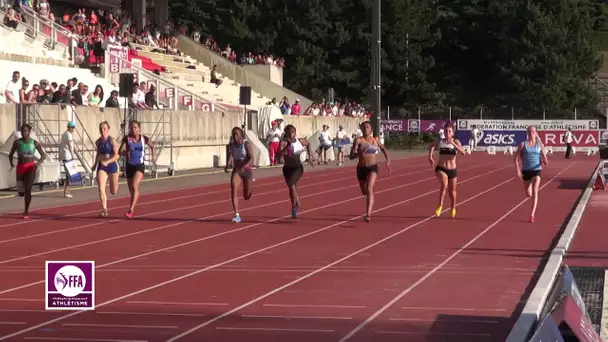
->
<box><xmin>225</xmin><ymin>126</ymin><xmax>254</xmax><ymax>223</ymax></box>
<box><xmin>94</xmin><ymin>121</ymin><xmax>120</xmax><ymax>217</ymax></box>
<box><xmin>118</xmin><ymin>120</ymin><xmax>155</xmax><ymax>218</ymax></box>
<box><xmin>514</xmin><ymin>126</ymin><xmax>548</xmax><ymax>223</ymax></box>
<box><xmin>429</xmin><ymin>124</ymin><xmax>467</xmax><ymax>219</ymax></box>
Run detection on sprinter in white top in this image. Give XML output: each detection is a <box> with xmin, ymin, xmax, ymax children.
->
<box><xmin>225</xmin><ymin>126</ymin><xmax>254</xmax><ymax>223</ymax></box>
<box><xmin>469</xmin><ymin>125</ymin><xmax>482</xmax><ymax>151</ymax></box>
<box><xmin>564</xmin><ymin>127</ymin><xmax>574</xmax><ymax>159</ymax></box>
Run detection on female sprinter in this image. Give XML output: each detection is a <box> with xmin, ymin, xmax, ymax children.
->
<box><xmin>349</xmin><ymin>121</ymin><xmax>391</xmax><ymax>223</ymax></box>
<box><xmin>8</xmin><ymin>124</ymin><xmax>46</xmax><ymax>218</ymax></box>
<box><xmin>429</xmin><ymin>124</ymin><xmax>467</xmax><ymax>218</ymax></box>
<box><xmin>225</xmin><ymin>127</ymin><xmax>254</xmax><ymax>223</ymax></box>
<box><xmin>278</xmin><ymin>124</ymin><xmax>315</xmax><ymax>218</ymax></box>
<box><xmin>514</xmin><ymin>126</ymin><xmax>548</xmax><ymax>223</ymax></box>
<box><xmin>94</xmin><ymin>121</ymin><xmax>120</xmax><ymax>217</ymax></box>
<box><xmin>118</xmin><ymin>120</ymin><xmax>154</xmax><ymax>218</ymax></box>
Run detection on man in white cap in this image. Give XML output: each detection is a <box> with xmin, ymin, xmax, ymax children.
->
<box><xmin>60</xmin><ymin>121</ymin><xmax>76</xmax><ymax>198</ymax></box>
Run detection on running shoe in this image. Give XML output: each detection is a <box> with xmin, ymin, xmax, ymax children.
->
<box><xmin>529</xmin><ymin>215</ymin><xmax>535</xmax><ymax>223</ymax></box>
<box><xmin>435</xmin><ymin>206</ymin><xmax>443</xmax><ymax>217</ymax></box>
<box><xmin>291</xmin><ymin>200</ymin><xmax>300</xmax><ymax>219</ymax></box>
<box><xmin>451</xmin><ymin>208</ymin><xmax>456</xmax><ymax>218</ymax></box>
<box><xmin>125</xmin><ymin>211</ymin><xmax>134</xmax><ymax>219</ymax></box>
<box><xmin>99</xmin><ymin>210</ymin><xmax>108</xmax><ymax>217</ymax></box>
<box><xmin>232</xmin><ymin>214</ymin><xmax>241</xmax><ymax>223</ymax></box>
<box><xmin>363</xmin><ymin>214</ymin><xmax>371</xmax><ymax>223</ymax></box>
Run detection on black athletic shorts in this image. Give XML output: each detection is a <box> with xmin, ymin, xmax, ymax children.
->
<box><xmin>283</xmin><ymin>165</ymin><xmax>303</xmax><ymax>187</ymax></box>
<box><xmin>125</xmin><ymin>163</ymin><xmax>145</xmax><ymax>178</ymax></box>
<box><xmin>522</xmin><ymin>169</ymin><xmax>541</xmax><ymax>181</ymax></box>
<box><xmin>435</xmin><ymin>166</ymin><xmax>457</xmax><ymax>179</ymax></box>
<box><xmin>356</xmin><ymin>164</ymin><xmax>378</xmax><ymax>181</ymax></box>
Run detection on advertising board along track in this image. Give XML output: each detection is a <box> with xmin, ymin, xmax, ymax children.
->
<box><xmin>457</xmin><ymin>119</ymin><xmax>599</xmax><ymax>131</ymax></box>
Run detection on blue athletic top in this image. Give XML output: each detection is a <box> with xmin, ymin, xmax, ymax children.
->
<box><xmin>97</xmin><ymin>136</ymin><xmax>113</xmax><ymax>155</ymax></box>
<box><xmin>521</xmin><ymin>140</ymin><xmax>542</xmax><ymax>171</ymax></box>
<box><xmin>123</xmin><ymin>135</ymin><xmax>149</xmax><ymax>165</ymax></box>
<box><xmin>230</xmin><ymin>140</ymin><xmax>249</xmax><ymax>162</ymax></box>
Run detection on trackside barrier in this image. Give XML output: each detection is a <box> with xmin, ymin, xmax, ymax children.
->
<box><xmin>505</xmin><ymin>161</ymin><xmax>601</xmax><ymax>342</ymax></box>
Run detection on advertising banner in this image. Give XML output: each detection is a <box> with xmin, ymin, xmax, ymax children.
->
<box><xmin>380</xmin><ymin>120</ymin><xmax>455</xmax><ymax>133</ymax></box>
<box><xmin>537</xmin><ymin>130</ymin><xmax>599</xmax><ymax>148</ymax></box>
<box><xmin>455</xmin><ymin>130</ymin><xmax>528</xmax><ymax>147</ymax></box>
<box><xmin>457</xmin><ymin>119</ymin><xmax>599</xmax><ymax>131</ymax></box>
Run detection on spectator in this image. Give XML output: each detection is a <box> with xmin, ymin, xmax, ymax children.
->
<box><xmin>317</xmin><ymin>125</ymin><xmax>332</xmax><ymax>165</ymax></box>
<box><xmin>145</xmin><ymin>85</ymin><xmax>159</xmax><ymax>109</ymax></box>
<box><xmin>18</xmin><ymin>78</ymin><xmax>29</xmax><ymax>103</ymax></box>
<box><xmin>279</xmin><ymin>97</ymin><xmax>290</xmax><ymax>115</ymax></box>
<box><xmin>210</xmin><ymin>65</ymin><xmax>222</xmax><ymax>87</ymax></box>
<box><xmin>130</xmin><ymin>83</ymin><xmax>149</xmax><ymax>109</ymax></box>
<box><xmin>87</xmin><ymin>85</ymin><xmax>104</xmax><ymax>107</ymax></box>
<box><xmin>51</xmin><ymin>84</ymin><xmax>67</xmax><ymax>103</ymax></box>
<box><xmin>3</xmin><ymin>7</ymin><xmax>19</xmax><ymax>29</ymax></box>
<box><xmin>291</xmin><ymin>99</ymin><xmax>302</xmax><ymax>115</ymax></box>
<box><xmin>266</xmin><ymin>120</ymin><xmax>282</xmax><ymax>165</ymax></box>
<box><xmin>59</xmin><ymin>121</ymin><xmax>76</xmax><ymax>198</ymax></box>
<box><xmin>105</xmin><ymin>90</ymin><xmax>120</xmax><ymax>107</ymax></box>
<box><xmin>5</xmin><ymin>71</ymin><xmax>21</xmax><ymax>103</ymax></box>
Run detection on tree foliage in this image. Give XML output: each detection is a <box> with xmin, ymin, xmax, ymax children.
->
<box><xmin>169</xmin><ymin>0</ymin><xmax>603</xmax><ymax>111</ymax></box>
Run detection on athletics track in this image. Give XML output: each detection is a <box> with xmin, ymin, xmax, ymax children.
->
<box><xmin>0</xmin><ymin>153</ymin><xmax>598</xmax><ymax>342</ymax></box>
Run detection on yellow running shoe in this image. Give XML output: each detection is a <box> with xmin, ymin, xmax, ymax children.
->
<box><xmin>435</xmin><ymin>206</ymin><xmax>442</xmax><ymax>217</ymax></box>
<box><xmin>451</xmin><ymin>208</ymin><xmax>456</xmax><ymax>218</ymax></box>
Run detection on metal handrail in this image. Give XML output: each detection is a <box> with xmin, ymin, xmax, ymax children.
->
<box><xmin>104</xmin><ymin>48</ymin><xmax>230</xmax><ymax>112</ymax></box>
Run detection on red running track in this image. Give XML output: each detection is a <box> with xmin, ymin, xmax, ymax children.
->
<box><xmin>565</xmin><ymin>189</ymin><xmax>608</xmax><ymax>267</ymax></box>
<box><xmin>0</xmin><ymin>154</ymin><xmax>598</xmax><ymax>342</ymax></box>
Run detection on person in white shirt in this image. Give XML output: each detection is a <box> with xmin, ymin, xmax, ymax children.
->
<box><xmin>335</xmin><ymin>125</ymin><xmax>348</xmax><ymax>166</ymax></box>
<box><xmin>564</xmin><ymin>127</ymin><xmax>574</xmax><ymax>158</ymax></box>
<box><xmin>5</xmin><ymin>71</ymin><xmax>21</xmax><ymax>104</ymax></box>
<box><xmin>317</xmin><ymin>125</ymin><xmax>332</xmax><ymax>165</ymax></box>
<box><xmin>469</xmin><ymin>125</ymin><xmax>482</xmax><ymax>151</ymax></box>
<box><xmin>266</xmin><ymin>120</ymin><xmax>282</xmax><ymax>165</ymax></box>
<box><xmin>60</xmin><ymin>121</ymin><xmax>76</xmax><ymax>198</ymax></box>
<box><xmin>438</xmin><ymin>127</ymin><xmax>445</xmax><ymax>140</ymax></box>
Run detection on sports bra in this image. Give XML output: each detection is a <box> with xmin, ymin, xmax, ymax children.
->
<box><xmin>231</xmin><ymin>140</ymin><xmax>249</xmax><ymax>161</ymax></box>
<box><xmin>289</xmin><ymin>139</ymin><xmax>305</xmax><ymax>155</ymax></box>
<box><xmin>438</xmin><ymin>139</ymin><xmax>457</xmax><ymax>155</ymax></box>
<box><xmin>358</xmin><ymin>139</ymin><xmax>379</xmax><ymax>155</ymax></box>
<box><xmin>97</xmin><ymin>136</ymin><xmax>113</xmax><ymax>155</ymax></box>
<box><xmin>17</xmin><ymin>139</ymin><xmax>36</xmax><ymax>160</ymax></box>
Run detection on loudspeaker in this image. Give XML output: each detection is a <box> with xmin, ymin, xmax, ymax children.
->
<box><xmin>119</xmin><ymin>73</ymin><xmax>135</xmax><ymax>97</ymax></box>
<box><xmin>239</xmin><ymin>86</ymin><xmax>251</xmax><ymax>106</ymax></box>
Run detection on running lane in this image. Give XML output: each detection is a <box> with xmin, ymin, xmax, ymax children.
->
<box><xmin>0</xmin><ymin>161</ymin><xmax>448</xmax><ymax>295</ymax></box>
<box><xmin>0</xmin><ymin>159</ymin><xmax>513</xmax><ymax>341</ymax></box>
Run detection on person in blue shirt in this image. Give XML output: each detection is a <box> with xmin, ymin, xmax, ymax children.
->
<box><xmin>93</xmin><ymin>121</ymin><xmax>120</xmax><ymax>217</ymax></box>
<box><xmin>118</xmin><ymin>120</ymin><xmax>155</xmax><ymax>218</ymax></box>
<box><xmin>514</xmin><ymin>126</ymin><xmax>548</xmax><ymax>223</ymax></box>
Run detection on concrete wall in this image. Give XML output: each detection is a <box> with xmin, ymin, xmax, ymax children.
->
<box><xmin>242</xmin><ymin>64</ymin><xmax>284</xmax><ymax>87</ymax></box>
<box><xmin>177</xmin><ymin>35</ymin><xmax>313</xmax><ymax>109</ymax></box>
<box><xmin>0</xmin><ymin>105</ymin><xmax>364</xmax><ymax>170</ymax></box>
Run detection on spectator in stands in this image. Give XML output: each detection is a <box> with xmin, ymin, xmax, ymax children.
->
<box><xmin>317</xmin><ymin>125</ymin><xmax>332</xmax><ymax>165</ymax></box>
<box><xmin>145</xmin><ymin>85</ymin><xmax>159</xmax><ymax>109</ymax></box>
<box><xmin>279</xmin><ymin>97</ymin><xmax>290</xmax><ymax>115</ymax></box>
<box><xmin>36</xmin><ymin>0</ymin><xmax>50</xmax><ymax>19</ymax></box>
<box><xmin>5</xmin><ymin>71</ymin><xmax>21</xmax><ymax>104</ymax></box>
<box><xmin>71</xmin><ymin>83</ymin><xmax>85</xmax><ymax>106</ymax></box>
<box><xmin>87</xmin><ymin>85</ymin><xmax>104</xmax><ymax>107</ymax></box>
<box><xmin>267</xmin><ymin>120</ymin><xmax>282</xmax><ymax>165</ymax></box>
<box><xmin>210</xmin><ymin>65</ymin><xmax>222</xmax><ymax>88</ymax></box>
<box><xmin>105</xmin><ymin>90</ymin><xmax>119</xmax><ymax>108</ymax></box>
<box><xmin>3</xmin><ymin>7</ymin><xmax>20</xmax><ymax>29</ymax></box>
<box><xmin>291</xmin><ymin>99</ymin><xmax>302</xmax><ymax>115</ymax></box>
<box><xmin>18</xmin><ymin>78</ymin><xmax>29</xmax><ymax>103</ymax></box>
<box><xmin>130</xmin><ymin>83</ymin><xmax>149</xmax><ymax>109</ymax></box>
<box><xmin>51</xmin><ymin>84</ymin><xmax>67</xmax><ymax>103</ymax></box>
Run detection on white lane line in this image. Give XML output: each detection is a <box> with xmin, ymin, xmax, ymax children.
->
<box><xmin>375</xmin><ymin>330</ymin><xmax>491</xmax><ymax>337</ymax></box>
<box><xmin>0</xmin><ymin>163</ymin><xmax>501</xmax><ymax>297</ymax></box>
<box><xmin>126</xmin><ymin>301</ymin><xmax>228</xmax><ymax>306</ymax></box>
<box><xmin>262</xmin><ymin>304</ymin><xmax>365</xmax><ymax>309</ymax></box>
<box><xmin>0</xmin><ymin>164</ymin><xmax>511</xmax><ymax>341</ymax></box>
<box><xmin>24</xmin><ymin>338</ymin><xmax>147</xmax><ymax>342</ymax></box>
<box><xmin>162</xmin><ymin>176</ymin><xmax>515</xmax><ymax>341</ymax></box>
<box><xmin>96</xmin><ymin>311</ymin><xmax>206</xmax><ymax>317</ymax></box>
<box><xmin>215</xmin><ymin>327</ymin><xmax>334</xmax><ymax>333</ymax></box>
<box><xmin>62</xmin><ymin>323</ymin><xmax>178</xmax><ymax>329</ymax></box>
<box><xmin>241</xmin><ymin>314</ymin><xmax>352</xmax><ymax>320</ymax></box>
<box><xmin>401</xmin><ymin>306</ymin><xmax>507</xmax><ymax>312</ymax></box>
<box><xmin>338</xmin><ymin>163</ymin><xmax>575</xmax><ymax>341</ymax></box>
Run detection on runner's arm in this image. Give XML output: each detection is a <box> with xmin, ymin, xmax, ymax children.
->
<box><xmin>118</xmin><ymin>136</ymin><xmax>127</xmax><ymax>156</ymax></box>
<box><xmin>453</xmin><ymin>139</ymin><xmax>467</xmax><ymax>155</ymax></box>
<box><xmin>349</xmin><ymin>138</ymin><xmax>361</xmax><ymax>160</ymax></box>
<box><xmin>109</xmin><ymin>138</ymin><xmax>120</xmax><ymax>163</ymax></box>
<box><xmin>513</xmin><ymin>142</ymin><xmax>524</xmax><ymax>170</ymax></box>
<box><xmin>428</xmin><ymin>140</ymin><xmax>438</xmax><ymax>164</ymax></box>
<box><xmin>540</xmin><ymin>142</ymin><xmax>549</xmax><ymax>166</ymax></box>
<box><xmin>225</xmin><ymin>144</ymin><xmax>232</xmax><ymax>171</ymax></box>
<box><xmin>278</xmin><ymin>139</ymin><xmax>289</xmax><ymax>156</ymax></box>
<box><xmin>144</xmin><ymin>136</ymin><xmax>155</xmax><ymax>164</ymax></box>
<box><xmin>244</xmin><ymin>141</ymin><xmax>254</xmax><ymax>168</ymax></box>
<box><xmin>34</xmin><ymin>140</ymin><xmax>46</xmax><ymax>165</ymax></box>
<box><xmin>8</xmin><ymin>140</ymin><xmax>18</xmax><ymax>168</ymax></box>
<box><xmin>375</xmin><ymin>137</ymin><xmax>390</xmax><ymax>164</ymax></box>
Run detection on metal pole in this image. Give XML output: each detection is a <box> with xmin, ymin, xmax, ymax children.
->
<box><xmin>371</xmin><ymin>0</ymin><xmax>381</xmax><ymax>138</ymax></box>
